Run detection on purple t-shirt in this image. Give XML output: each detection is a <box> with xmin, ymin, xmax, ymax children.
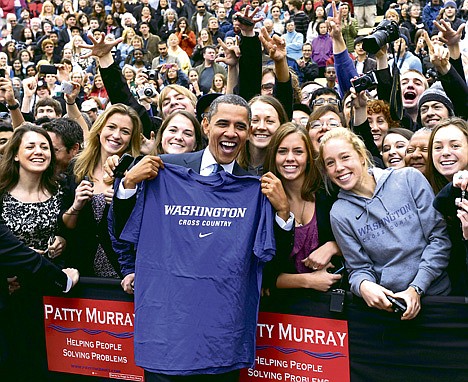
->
<box><xmin>121</xmin><ymin>163</ymin><xmax>276</xmax><ymax>375</ymax></box>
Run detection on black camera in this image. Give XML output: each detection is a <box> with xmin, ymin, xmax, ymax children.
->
<box><xmin>142</xmin><ymin>68</ymin><xmax>158</xmax><ymax>81</ymax></box>
<box><xmin>351</xmin><ymin>72</ymin><xmax>377</xmax><ymax>93</ymax></box>
<box><xmin>362</xmin><ymin>20</ymin><xmax>400</xmax><ymax>54</ymax></box>
<box><xmin>387</xmin><ymin>296</ymin><xmax>407</xmax><ymax>315</ymax></box>
<box><xmin>425</xmin><ymin>68</ymin><xmax>438</xmax><ymax>80</ymax></box>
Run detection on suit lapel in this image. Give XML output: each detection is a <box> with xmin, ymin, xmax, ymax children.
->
<box><xmin>183</xmin><ymin>151</ymin><xmax>203</xmax><ymax>173</ymax></box>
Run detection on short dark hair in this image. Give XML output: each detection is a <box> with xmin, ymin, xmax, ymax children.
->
<box><xmin>34</xmin><ymin>97</ymin><xmax>63</xmax><ymax>117</ymax></box>
<box><xmin>203</xmin><ymin>45</ymin><xmax>216</xmax><ymax>54</ymax></box>
<box><xmin>0</xmin><ymin>122</ymin><xmax>13</xmax><ymax>133</ymax></box>
<box><xmin>206</xmin><ymin>94</ymin><xmax>251</xmax><ymax>122</ymax></box>
<box><xmin>310</xmin><ymin>87</ymin><xmax>342</xmax><ymax>110</ymax></box>
<box><xmin>42</xmin><ymin>118</ymin><xmax>84</xmax><ymax>151</ymax></box>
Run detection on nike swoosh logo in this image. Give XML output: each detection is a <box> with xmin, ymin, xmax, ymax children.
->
<box><xmin>199</xmin><ymin>232</ymin><xmax>213</xmax><ymax>238</ymax></box>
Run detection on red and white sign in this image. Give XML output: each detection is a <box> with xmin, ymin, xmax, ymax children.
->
<box><xmin>240</xmin><ymin>312</ymin><xmax>350</xmax><ymax>382</ymax></box>
<box><xmin>43</xmin><ymin>296</ymin><xmax>144</xmax><ymax>381</ymax></box>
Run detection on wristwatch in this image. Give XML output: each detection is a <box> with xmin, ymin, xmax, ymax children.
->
<box><xmin>410</xmin><ymin>284</ymin><xmax>424</xmax><ymax>296</ymax></box>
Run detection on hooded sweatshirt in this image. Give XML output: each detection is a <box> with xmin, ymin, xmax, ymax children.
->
<box><xmin>330</xmin><ymin>167</ymin><xmax>451</xmax><ymax>297</ymax></box>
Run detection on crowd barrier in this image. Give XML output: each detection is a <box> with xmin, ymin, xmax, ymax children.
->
<box><xmin>44</xmin><ymin>277</ymin><xmax>468</xmax><ymax>382</ymax></box>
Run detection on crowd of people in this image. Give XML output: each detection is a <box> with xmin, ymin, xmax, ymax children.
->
<box><xmin>0</xmin><ymin>0</ymin><xmax>467</xmax><ymax>380</ymax></box>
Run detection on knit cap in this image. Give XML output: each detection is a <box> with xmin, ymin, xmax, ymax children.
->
<box><xmin>444</xmin><ymin>0</ymin><xmax>457</xmax><ymax>9</ymax></box>
<box><xmin>418</xmin><ymin>82</ymin><xmax>454</xmax><ymax>116</ymax></box>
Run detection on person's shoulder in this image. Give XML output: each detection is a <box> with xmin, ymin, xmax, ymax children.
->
<box><xmin>160</xmin><ymin>151</ymin><xmax>202</xmax><ymax>165</ymax></box>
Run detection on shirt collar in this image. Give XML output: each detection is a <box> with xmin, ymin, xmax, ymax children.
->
<box><xmin>200</xmin><ymin>148</ymin><xmax>235</xmax><ymax>174</ymax></box>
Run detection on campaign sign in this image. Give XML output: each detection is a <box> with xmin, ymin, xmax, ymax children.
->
<box><xmin>43</xmin><ymin>296</ymin><xmax>144</xmax><ymax>381</ymax></box>
<box><xmin>240</xmin><ymin>312</ymin><xmax>349</xmax><ymax>382</ymax></box>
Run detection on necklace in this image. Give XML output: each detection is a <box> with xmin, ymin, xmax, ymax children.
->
<box><xmin>295</xmin><ymin>200</ymin><xmax>306</xmax><ymax>227</ymax></box>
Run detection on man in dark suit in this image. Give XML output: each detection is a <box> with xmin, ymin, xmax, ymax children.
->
<box><xmin>110</xmin><ymin>94</ymin><xmax>294</xmax><ymax>381</ymax></box>
<box><xmin>0</xmin><ymin>218</ymin><xmax>79</xmax><ymax>292</ymax></box>
<box><xmin>112</xmin><ymin>94</ymin><xmax>293</xmax><ymax>241</ymax></box>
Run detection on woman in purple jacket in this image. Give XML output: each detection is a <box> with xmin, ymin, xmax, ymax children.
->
<box><xmin>311</xmin><ymin>21</ymin><xmax>333</xmax><ymax>77</ymax></box>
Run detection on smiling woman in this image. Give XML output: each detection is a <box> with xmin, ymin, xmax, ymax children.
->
<box><xmin>262</xmin><ymin>123</ymin><xmax>342</xmax><ymax>293</ymax></box>
<box><xmin>237</xmin><ymin>95</ymin><xmax>289</xmax><ymax>175</ymax></box>
<box><xmin>0</xmin><ymin>123</ymin><xmax>71</xmax><ymax>380</ymax></box>
<box><xmin>381</xmin><ymin>128</ymin><xmax>413</xmax><ymax>169</ymax></box>
<box><xmin>316</xmin><ymin>127</ymin><xmax>451</xmax><ymax>321</ymax></box>
<box><xmin>427</xmin><ymin>118</ymin><xmax>468</xmax><ymax>194</ymax></box>
<box><xmin>154</xmin><ymin>110</ymin><xmax>204</xmax><ymax>154</ymax></box>
<box><xmin>64</xmin><ymin>104</ymin><xmax>142</xmax><ymax>278</ymax></box>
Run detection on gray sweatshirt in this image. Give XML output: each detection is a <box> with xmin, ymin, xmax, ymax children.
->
<box><xmin>330</xmin><ymin>167</ymin><xmax>451</xmax><ymax>297</ymax></box>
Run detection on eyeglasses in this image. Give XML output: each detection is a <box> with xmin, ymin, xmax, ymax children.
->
<box><xmin>261</xmin><ymin>83</ymin><xmax>274</xmax><ymax>91</ymax></box>
<box><xmin>308</xmin><ymin>119</ymin><xmax>341</xmax><ymax>129</ymax></box>
<box><xmin>197</xmin><ymin>5</ymin><xmax>206</xmax><ymax>8</ymax></box>
<box><xmin>296</xmin><ymin>117</ymin><xmax>309</xmax><ymax>127</ymax></box>
<box><xmin>301</xmin><ymin>91</ymin><xmax>312</xmax><ymax>101</ymax></box>
<box><xmin>311</xmin><ymin>98</ymin><xmax>340</xmax><ymax>106</ymax></box>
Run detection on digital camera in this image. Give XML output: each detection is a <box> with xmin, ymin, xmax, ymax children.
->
<box><xmin>137</xmin><ymin>84</ymin><xmax>158</xmax><ymax>99</ymax></box>
<box><xmin>362</xmin><ymin>20</ymin><xmax>400</xmax><ymax>54</ymax></box>
<box><xmin>351</xmin><ymin>72</ymin><xmax>377</xmax><ymax>93</ymax></box>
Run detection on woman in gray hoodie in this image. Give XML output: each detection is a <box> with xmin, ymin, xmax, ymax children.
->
<box><xmin>317</xmin><ymin>127</ymin><xmax>451</xmax><ymax>320</ymax></box>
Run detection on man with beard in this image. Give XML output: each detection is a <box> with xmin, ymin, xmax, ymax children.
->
<box><xmin>190</xmin><ymin>1</ymin><xmax>213</xmax><ymax>35</ymax></box>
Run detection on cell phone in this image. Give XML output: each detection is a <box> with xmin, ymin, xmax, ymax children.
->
<box><xmin>387</xmin><ymin>296</ymin><xmax>407</xmax><ymax>314</ymax></box>
<box><xmin>0</xmin><ymin>68</ymin><xmax>5</xmax><ymax>78</ymax></box>
<box><xmin>233</xmin><ymin>14</ymin><xmax>254</xmax><ymax>27</ymax></box>
<box><xmin>40</xmin><ymin>65</ymin><xmax>57</xmax><ymax>75</ymax></box>
<box><xmin>83</xmin><ymin>175</ymin><xmax>94</xmax><ymax>186</ymax></box>
<box><xmin>61</xmin><ymin>81</ymin><xmax>74</xmax><ymax>95</ymax></box>
<box><xmin>164</xmin><ymin>63</ymin><xmax>173</xmax><ymax>69</ymax></box>
<box><xmin>114</xmin><ymin>153</ymin><xmax>134</xmax><ymax>178</ymax></box>
<box><xmin>333</xmin><ymin>266</ymin><xmax>345</xmax><ymax>275</ymax></box>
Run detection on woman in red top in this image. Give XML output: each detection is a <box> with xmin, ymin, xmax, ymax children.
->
<box><xmin>86</xmin><ymin>74</ymin><xmax>109</xmax><ymax>107</ymax></box>
<box><xmin>176</xmin><ymin>17</ymin><xmax>196</xmax><ymax>57</ymax></box>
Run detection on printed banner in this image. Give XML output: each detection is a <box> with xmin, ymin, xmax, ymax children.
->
<box><xmin>43</xmin><ymin>296</ymin><xmax>144</xmax><ymax>381</ymax></box>
<box><xmin>240</xmin><ymin>312</ymin><xmax>350</xmax><ymax>382</ymax></box>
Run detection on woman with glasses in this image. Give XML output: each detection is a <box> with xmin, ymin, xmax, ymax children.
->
<box><xmin>306</xmin><ymin>104</ymin><xmax>346</xmax><ymax>153</ymax></box>
<box><xmin>317</xmin><ymin>127</ymin><xmax>451</xmax><ymax>320</ymax></box>
<box><xmin>261</xmin><ymin>123</ymin><xmax>342</xmax><ymax>295</ymax></box>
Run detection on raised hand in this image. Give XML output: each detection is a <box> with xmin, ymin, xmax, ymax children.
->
<box><xmin>78</xmin><ymin>32</ymin><xmax>123</xmax><ymax>59</ymax></box>
<box><xmin>216</xmin><ymin>37</ymin><xmax>241</xmax><ymax>67</ymax></box>
<box><xmin>433</xmin><ymin>19</ymin><xmax>465</xmax><ymax>47</ymax></box>
<box><xmin>233</xmin><ymin>5</ymin><xmax>264</xmax><ymax>37</ymax></box>
<box><xmin>259</xmin><ymin>27</ymin><xmax>286</xmax><ymax>62</ymax></box>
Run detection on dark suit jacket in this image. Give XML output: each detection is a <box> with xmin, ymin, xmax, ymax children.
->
<box><xmin>0</xmin><ymin>218</ymin><xmax>67</xmax><ymax>293</ymax></box>
<box><xmin>112</xmin><ymin>150</ymin><xmax>294</xmax><ymax>259</ymax></box>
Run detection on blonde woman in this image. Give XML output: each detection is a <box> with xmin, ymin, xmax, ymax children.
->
<box><xmin>167</xmin><ymin>33</ymin><xmax>191</xmax><ymax>74</ymax></box>
<box><xmin>317</xmin><ymin>127</ymin><xmax>451</xmax><ymax>320</ymax></box>
<box><xmin>39</xmin><ymin>0</ymin><xmax>56</xmax><ymax>22</ymax></box>
<box><xmin>64</xmin><ymin>104</ymin><xmax>142</xmax><ymax>278</ymax></box>
<box><xmin>117</xmin><ymin>27</ymin><xmax>137</xmax><ymax>68</ymax></box>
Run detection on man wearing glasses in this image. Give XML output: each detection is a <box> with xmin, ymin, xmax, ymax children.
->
<box><xmin>297</xmin><ymin>43</ymin><xmax>319</xmax><ymax>83</ymax></box>
<box><xmin>190</xmin><ymin>1</ymin><xmax>213</xmax><ymax>35</ymax></box>
<box><xmin>308</xmin><ymin>87</ymin><xmax>342</xmax><ymax>112</ymax></box>
<box><xmin>6</xmin><ymin>13</ymin><xmax>24</xmax><ymax>41</ymax></box>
